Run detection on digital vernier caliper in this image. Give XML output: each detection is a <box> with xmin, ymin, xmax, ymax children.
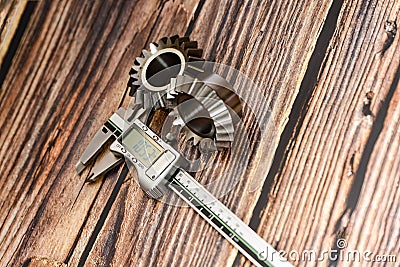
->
<box><xmin>76</xmin><ymin>107</ymin><xmax>292</xmax><ymax>267</ymax></box>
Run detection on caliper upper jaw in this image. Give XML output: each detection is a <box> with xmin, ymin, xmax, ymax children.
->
<box><xmin>75</xmin><ymin>124</ymin><xmax>115</xmax><ymax>175</ymax></box>
<box><xmin>76</xmin><ymin>106</ymin><xmax>152</xmax><ymax>182</ymax></box>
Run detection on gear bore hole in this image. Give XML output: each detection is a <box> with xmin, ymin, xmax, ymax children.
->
<box><xmin>177</xmin><ymin>94</ymin><xmax>216</xmax><ymax>138</ymax></box>
<box><xmin>145</xmin><ymin>51</ymin><xmax>183</xmax><ymax>87</ymax></box>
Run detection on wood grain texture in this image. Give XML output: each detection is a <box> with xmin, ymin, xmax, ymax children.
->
<box><xmin>0</xmin><ymin>0</ymin><xmax>27</xmax><ymax>65</ymax></box>
<box><xmin>0</xmin><ymin>0</ymin><xmax>399</xmax><ymax>267</ymax></box>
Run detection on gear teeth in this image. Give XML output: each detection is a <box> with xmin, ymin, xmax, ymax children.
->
<box><xmin>160</xmin><ymin>36</ymin><xmax>169</xmax><ymax>45</ymax></box>
<box><xmin>178</xmin><ymin>36</ymin><xmax>190</xmax><ymax>44</ymax></box>
<box><xmin>215</xmin><ymin>130</ymin><xmax>233</xmax><ymax>140</ymax></box>
<box><xmin>187</xmin><ymin>79</ymin><xmax>203</xmax><ymax>95</ymax></box>
<box><xmin>199</xmin><ymin>90</ymin><xmax>220</xmax><ymax>106</ymax></box>
<box><xmin>130</xmin><ymin>77</ymin><xmax>140</xmax><ymax>86</ymax></box>
<box><xmin>182</xmin><ymin>41</ymin><xmax>198</xmax><ymax>49</ymax></box>
<box><xmin>216</xmin><ymin>141</ymin><xmax>231</xmax><ymax>149</ymax></box>
<box><xmin>202</xmin><ymin>96</ymin><xmax>226</xmax><ymax>109</ymax></box>
<box><xmin>166</xmin><ymin>78</ymin><xmax>178</xmax><ymax>99</ymax></box>
<box><xmin>166</xmin><ymin>37</ymin><xmax>173</xmax><ymax>45</ymax></box>
<box><xmin>213</xmin><ymin>115</ymin><xmax>232</xmax><ymax>127</ymax></box>
<box><xmin>129</xmin><ymin>79</ymin><xmax>141</xmax><ymax>95</ymax></box>
<box><xmin>127</xmin><ymin>77</ymin><xmax>138</xmax><ymax>96</ymax></box>
<box><xmin>135</xmin><ymin>57</ymin><xmax>145</xmax><ymax>65</ymax></box>
<box><xmin>131</xmin><ymin>65</ymin><xmax>140</xmax><ymax>72</ymax></box>
<box><xmin>143</xmin><ymin>92</ymin><xmax>151</xmax><ymax>108</ymax></box>
<box><xmin>209</xmin><ymin>106</ymin><xmax>229</xmax><ymax>120</ymax></box>
<box><xmin>128</xmin><ymin>76</ymin><xmax>137</xmax><ymax>85</ymax></box>
<box><xmin>129</xmin><ymin>85</ymin><xmax>139</xmax><ymax>95</ymax></box>
<box><xmin>170</xmin><ymin>77</ymin><xmax>177</xmax><ymax>88</ymax></box>
<box><xmin>149</xmin><ymin>42</ymin><xmax>158</xmax><ymax>53</ymax></box>
<box><xmin>192</xmin><ymin>137</ymin><xmax>201</xmax><ymax>145</ymax></box>
<box><xmin>200</xmin><ymin>97</ymin><xmax>216</xmax><ymax>108</ymax></box>
<box><xmin>176</xmin><ymin>75</ymin><xmax>190</xmax><ymax>93</ymax></box>
<box><xmin>205</xmin><ymin>98</ymin><xmax>222</xmax><ymax>112</ymax></box>
<box><xmin>138</xmin><ymin>91</ymin><xmax>165</xmax><ymax>109</ymax></box>
<box><xmin>158</xmin><ymin>38</ymin><xmax>168</xmax><ymax>47</ymax></box>
<box><xmin>142</xmin><ymin>49</ymin><xmax>151</xmax><ymax>58</ymax></box>
<box><xmin>185</xmin><ymin>130</ymin><xmax>202</xmax><ymax>145</ymax></box>
<box><xmin>128</xmin><ymin>86</ymin><xmax>136</xmax><ymax>97</ymax></box>
<box><xmin>199</xmin><ymin>138</ymin><xmax>218</xmax><ymax>152</ymax></box>
<box><xmin>203</xmin><ymin>105</ymin><xmax>230</xmax><ymax>123</ymax></box>
<box><xmin>201</xmin><ymin>92</ymin><xmax>234</xmax><ymax>143</ymax></box>
<box><xmin>216</xmin><ymin>123</ymin><xmax>234</xmax><ymax>135</ymax></box>
<box><xmin>215</xmin><ymin>116</ymin><xmax>234</xmax><ymax>128</ymax></box>
<box><xmin>154</xmin><ymin>92</ymin><xmax>165</xmax><ymax>107</ymax></box>
<box><xmin>195</xmin><ymin>84</ymin><xmax>212</xmax><ymax>98</ymax></box>
<box><xmin>187</xmin><ymin>48</ymin><xmax>203</xmax><ymax>58</ymax></box>
<box><xmin>169</xmin><ymin>35</ymin><xmax>180</xmax><ymax>44</ymax></box>
<box><xmin>166</xmin><ymin>89</ymin><xmax>178</xmax><ymax>99</ymax></box>
<box><xmin>214</xmin><ymin>109</ymin><xmax>231</xmax><ymax>122</ymax></box>
<box><xmin>175</xmin><ymin>75</ymin><xmax>202</xmax><ymax>95</ymax></box>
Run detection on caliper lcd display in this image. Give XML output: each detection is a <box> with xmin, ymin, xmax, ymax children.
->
<box><xmin>122</xmin><ymin>127</ymin><xmax>163</xmax><ymax>167</ymax></box>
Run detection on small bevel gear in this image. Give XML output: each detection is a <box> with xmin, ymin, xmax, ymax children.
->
<box><xmin>127</xmin><ymin>35</ymin><xmax>204</xmax><ymax>109</ymax></box>
<box><xmin>168</xmin><ymin>75</ymin><xmax>235</xmax><ymax>149</ymax></box>
<box><xmin>184</xmin><ymin>67</ymin><xmax>243</xmax><ymax>117</ymax></box>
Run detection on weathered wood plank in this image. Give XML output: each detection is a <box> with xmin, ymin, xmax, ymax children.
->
<box><xmin>351</xmin><ymin>74</ymin><xmax>400</xmax><ymax>264</ymax></box>
<box><xmin>0</xmin><ymin>0</ymin><xmax>27</xmax><ymax>65</ymax></box>
<box><xmin>251</xmin><ymin>0</ymin><xmax>400</xmax><ymax>266</ymax></box>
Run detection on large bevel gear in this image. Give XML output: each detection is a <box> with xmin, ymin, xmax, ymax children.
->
<box><xmin>127</xmin><ymin>35</ymin><xmax>204</xmax><ymax>109</ymax></box>
<box><xmin>169</xmin><ymin>75</ymin><xmax>235</xmax><ymax>149</ymax></box>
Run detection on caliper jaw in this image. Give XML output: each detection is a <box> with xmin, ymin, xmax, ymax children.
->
<box><xmin>85</xmin><ymin>150</ymin><xmax>124</xmax><ymax>183</ymax></box>
<box><xmin>75</xmin><ymin>123</ymin><xmax>116</xmax><ymax>175</ymax></box>
<box><xmin>76</xmin><ymin>106</ymin><xmax>149</xmax><ymax>182</ymax></box>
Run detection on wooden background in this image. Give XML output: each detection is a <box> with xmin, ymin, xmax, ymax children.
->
<box><xmin>1</xmin><ymin>0</ymin><xmax>399</xmax><ymax>266</ymax></box>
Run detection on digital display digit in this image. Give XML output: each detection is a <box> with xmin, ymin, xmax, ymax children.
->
<box><xmin>122</xmin><ymin>127</ymin><xmax>163</xmax><ymax>167</ymax></box>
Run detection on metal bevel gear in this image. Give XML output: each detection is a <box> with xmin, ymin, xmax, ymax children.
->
<box><xmin>169</xmin><ymin>75</ymin><xmax>234</xmax><ymax>148</ymax></box>
<box><xmin>127</xmin><ymin>35</ymin><xmax>204</xmax><ymax>109</ymax></box>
